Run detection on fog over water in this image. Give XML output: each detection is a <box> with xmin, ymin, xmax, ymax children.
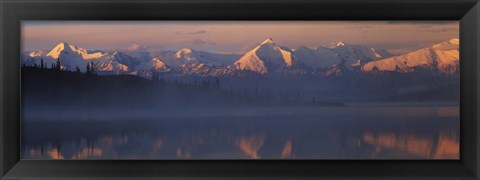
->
<box><xmin>22</xmin><ymin>102</ymin><xmax>459</xmax><ymax>160</ymax></box>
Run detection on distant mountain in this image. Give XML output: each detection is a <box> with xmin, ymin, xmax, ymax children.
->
<box><xmin>362</xmin><ymin>38</ymin><xmax>459</xmax><ymax>75</ymax></box>
<box><xmin>292</xmin><ymin>42</ymin><xmax>392</xmax><ymax>71</ymax></box>
<box><xmin>22</xmin><ymin>38</ymin><xmax>458</xmax><ymax>79</ymax></box>
<box><xmin>294</xmin><ymin>46</ymin><xmax>342</xmax><ymax>70</ymax></box>
<box><xmin>328</xmin><ymin>41</ymin><xmax>393</xmax><ymax>69</ymax></box>
<box><xmin>46</xmin><ymin>42</ymin><xmax>106</xmax><ymax>60</ymax></box>
<box><xmin>233</xmin><ymin>38</ymin><xmax>302</xmax><ymax>74</ymax></box>
<box><xmin>176</xmin><ymin>63</ymin><xmax>235</xmax><ymax>77</ymax></box>
<box><xmin>107</xmin><ymin>51</ymin><xmax>143</xmax><ymax>69</ymax></box>
<box><xmin>159</xmin><ymin>48</ymin><xmax>241</xmax><ymax>67</ymax></box>
<box><xmin>46</xmin><ymin>42</ymin><xmax>107</xmax><ymax>69</ymax></box>
<box><xmin>94</xmin><ymin>52</ymin><xmax>139</xmax><ymax>74</ymax></box>
<box><xmin>27</xmin><ymin>50</ymin><xmax>48</xmax><ymax>57</ymax></box>
<box><xmin>27</xmin><ymin>42</ymin><xmax>168</xmax><ymax>75</ymax></box>
<box><xmin>136</xmin><ymin>57</ymin><xmax>170</xmax><ymax>71</ymax></box>
<box><xmin>21</xmin><ymin>38</ymin><xmax>460</xmax><ymax>101</ymax></box>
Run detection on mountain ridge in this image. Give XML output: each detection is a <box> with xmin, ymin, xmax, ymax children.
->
<box><xmin>362</xmin><ymin>38</ymin><xmax>459</xmax><ymax>74</ymax></box>
<box><xmin>23</xmin><ymin>38</ymin><xmax>459</xmax><ymax>78</ymax></box>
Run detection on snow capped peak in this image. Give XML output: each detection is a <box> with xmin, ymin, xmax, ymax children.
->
<box><xmin>327</xmin><ymin>41</ymin><xmax>350</xmax><ymax>48</ymax></box>
<box><xmin>328</xmin><ymin>42</ymin><xmax>389</xmax><ymax>70</ymax></box>
<box><xmin>177</xmin><ymin>48</ymin><xmax>194</xmax><ymax>54</ymax></box>
<box><xmin>26</xmin><ymin>38</ymin><xmax>459</xmax><ymax>78</ymax></box>
<box><xmin>432</xmin><ymin>38</ymin><xmax>460</xmax><ymax>50</ymax></box>
<box><xmin>54</xmin><ymin>42</ymin><xmax>68</xmax><ymax>48</ymax></box>
<box><xmin>294</xmin><ymin>45</ymin><xmax>342</xmax><ymax>69</ymax></box>
<box><xmin>362</xmin><ymin>38</ymin><xmax>459</xmax><ymax>74</ymax></box>
<box><xmin>233</xmin><ymin>50</ymin><xmax>268</xmax><ymax>75</ymax></box>
<box><xmin>56</xmin><ymin>42</ymin><xmax>72</xmax><ymax>48</ymax></box>
<box><xmin>105</xmin><ymin>50</ymin><xmax>140</xmax><ymax>65</ymax></box>
<box><xmin>151</xmin><ymin>58</ymin><xmax>169</xmax><ymax>70</ymax></box>
<box><xmin>53</xmin><ymin>42</ymin><xmax>87</xmax><ymax>54</ymax></box>
<box><xmin>448</xmin><ymin>38</ymin><xmax>459</xmax><ymax>45</ymax></box>
<box><xmin>334</xmin><ymin>41</ymin><xmax>347</xmax><ymax>47</ymax></box>
<box><xmin>135</xmin><ymin>57</ymin><xmax>170</xmax><ymax>72</ymax></box>
<box><xmin>175</xmin><ymin>48</ymin><xmax>195</xmax><ymax>59</ymax></box>
<box><xmin>173</xmin><ymin>48</ymin><xmax>196</xmax><ymax>61</ymax></box>
<box><xmin>47</xmin><ymin>42</ymin><xmax>79</xmax><ymax>58</ymax></box>
<box><xmin>234</xmin><ymin>38</ymin><xmax>296</xmax><ymax>74</ymax></box>
<box><xmin>260</xmin><ymin>38</ymin><xmax>276</xmax><ymax>45</ymax></box>
<box><xmin>28</xmin><ymin>50</ymin><xmax>47</xmax><ymax>57</ymax></box>
<box><xmin>46</xmin><ymin>42</ymin><xmax>106</xmax><ymax>61</ymax></box>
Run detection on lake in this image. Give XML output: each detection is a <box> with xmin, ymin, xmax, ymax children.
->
<box><xmin>21</xmin><ymin>103</ymin><xmax>459</xmax><ymax>160</ymax></box>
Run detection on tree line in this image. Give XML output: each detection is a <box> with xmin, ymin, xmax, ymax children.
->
<box><xmin>23</xmin><ymin>58</ymin><xmax>96</xmax><ymax>75</ymax></box>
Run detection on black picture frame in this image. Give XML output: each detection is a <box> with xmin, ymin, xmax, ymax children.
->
<box><xmin>1</xmin><ymin>0</ymin><xmax>479</xmax><ymax>179</ymax></box>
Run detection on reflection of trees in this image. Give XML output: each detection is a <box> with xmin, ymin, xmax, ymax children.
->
<box><xmin>47</xmin><ymin>148</ymin><xmax>64</xmax><ymax>160</ymax></box>
<box><xmin>71</xmin><ymin>147</ymin><xmax>103</xmax><ymax>159</ymax></box>
<box><xmin>235</xmin><ymin>134</ymin><xmax>266</xmax><ymax>159</ymax></box>
<box><xmin>23</xmin><ymin>114</ymin><xmax>459</xmax><ymax>160</ymax></box>
<box><xmin>362</xmin><ymin>131</ymin><xmax>459</xmax><ymax>159</ymax></box>
<box><xmin>176</xmin><ymin>147</ymin><xmax>192</xmax><ymax>159</ymax></box>
<box><xmin>434</xmin><ymin>133</ymin><xmax>459</xmax><ymax>159</ymax></box>
<box><xmin>280</xmin><ymin>139</ymin><xmax>292</xmax><ymax>158</ymax></box>
<box><xmin>152</xmin><ymin>139</ymin><xmax>164</xmax><ymax>152</ymax></box>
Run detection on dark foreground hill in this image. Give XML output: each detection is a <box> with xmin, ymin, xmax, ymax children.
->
<box><xmin>22</xmin><ymin>67</ymin><xmax>342</xmax><ymax>111</ymax></box>
<box><xmin>22</xmin><ymin>67</ymin><xmax>162</xmax><ymax>109</ymax></box>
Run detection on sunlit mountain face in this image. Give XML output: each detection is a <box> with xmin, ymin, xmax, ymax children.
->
<box><xmin>22</xmin><ymin>38</ymin><xmax>459</xmax><ymax>102</ymax></box>
<box><xmin>22</xmin><ymin>38</ymin><xmax>459</xmax><ymax>77</ymax></box>
<box><xmin>21</xmin><ymin>21</ymin><xmax>460</xmax><ymax>160</ymax></box>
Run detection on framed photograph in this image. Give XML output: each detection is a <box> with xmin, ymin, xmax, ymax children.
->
<box><xmin>1</xmin><ymin>0</ymin><xmax>479</xmax><ymax>179</ymax></box>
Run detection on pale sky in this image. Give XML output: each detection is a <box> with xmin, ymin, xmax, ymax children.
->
<box><xmin>22</xmin><ymin>21</ymin><xmax>459</xmax><ymax>54</ymax></box>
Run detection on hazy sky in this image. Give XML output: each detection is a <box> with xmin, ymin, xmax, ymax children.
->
<box><xmin>22</xmin><ymin>21</ymin><xmax>459</xmax><ymax>54</ymax></box>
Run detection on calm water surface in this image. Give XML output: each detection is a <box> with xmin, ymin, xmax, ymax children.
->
<box><xmin>22</xmin><ymin>103</ymin><xmax>459</xmax><ymax>160</ymax></box>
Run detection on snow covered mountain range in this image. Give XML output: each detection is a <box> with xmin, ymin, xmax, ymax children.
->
<box><xmin>22</xmin><ymin>38</ymin><xmax>459</xmax><ymax>78</ymax></box>
<box><xmin>362</xmin><ymin>38</ymin><xmax>459</xmax><ymax>74</ymax></box>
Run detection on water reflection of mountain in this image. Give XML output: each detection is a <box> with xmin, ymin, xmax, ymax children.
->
<box><xmin>22</xmin><ymin>107</ymin><xmax>459</xmax><ymax>160</ymax></box>
<box><xmin>362</xmin><ymin>131</ymin><xmax>459</xmax><ymax>159</ymax></box>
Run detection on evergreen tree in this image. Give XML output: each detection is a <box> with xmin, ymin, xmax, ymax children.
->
<box><xmin>40</xmin><ymin>58</ymin><xmax>44</xmax><ymax>69</ymax></box>
<box><xmin>55</xmin><ymin>58</ymin><xmax>61</xmax><ymax>71</ymax></box>
<box><xmin>86</xmin><ymin>62</ymin><xmax>95</xmax><ymax>75</ymax></box>
<box><xmin>90</xmin><ymin>61</ymin><xmax>95</xmax><ymax>75</ymax></box>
